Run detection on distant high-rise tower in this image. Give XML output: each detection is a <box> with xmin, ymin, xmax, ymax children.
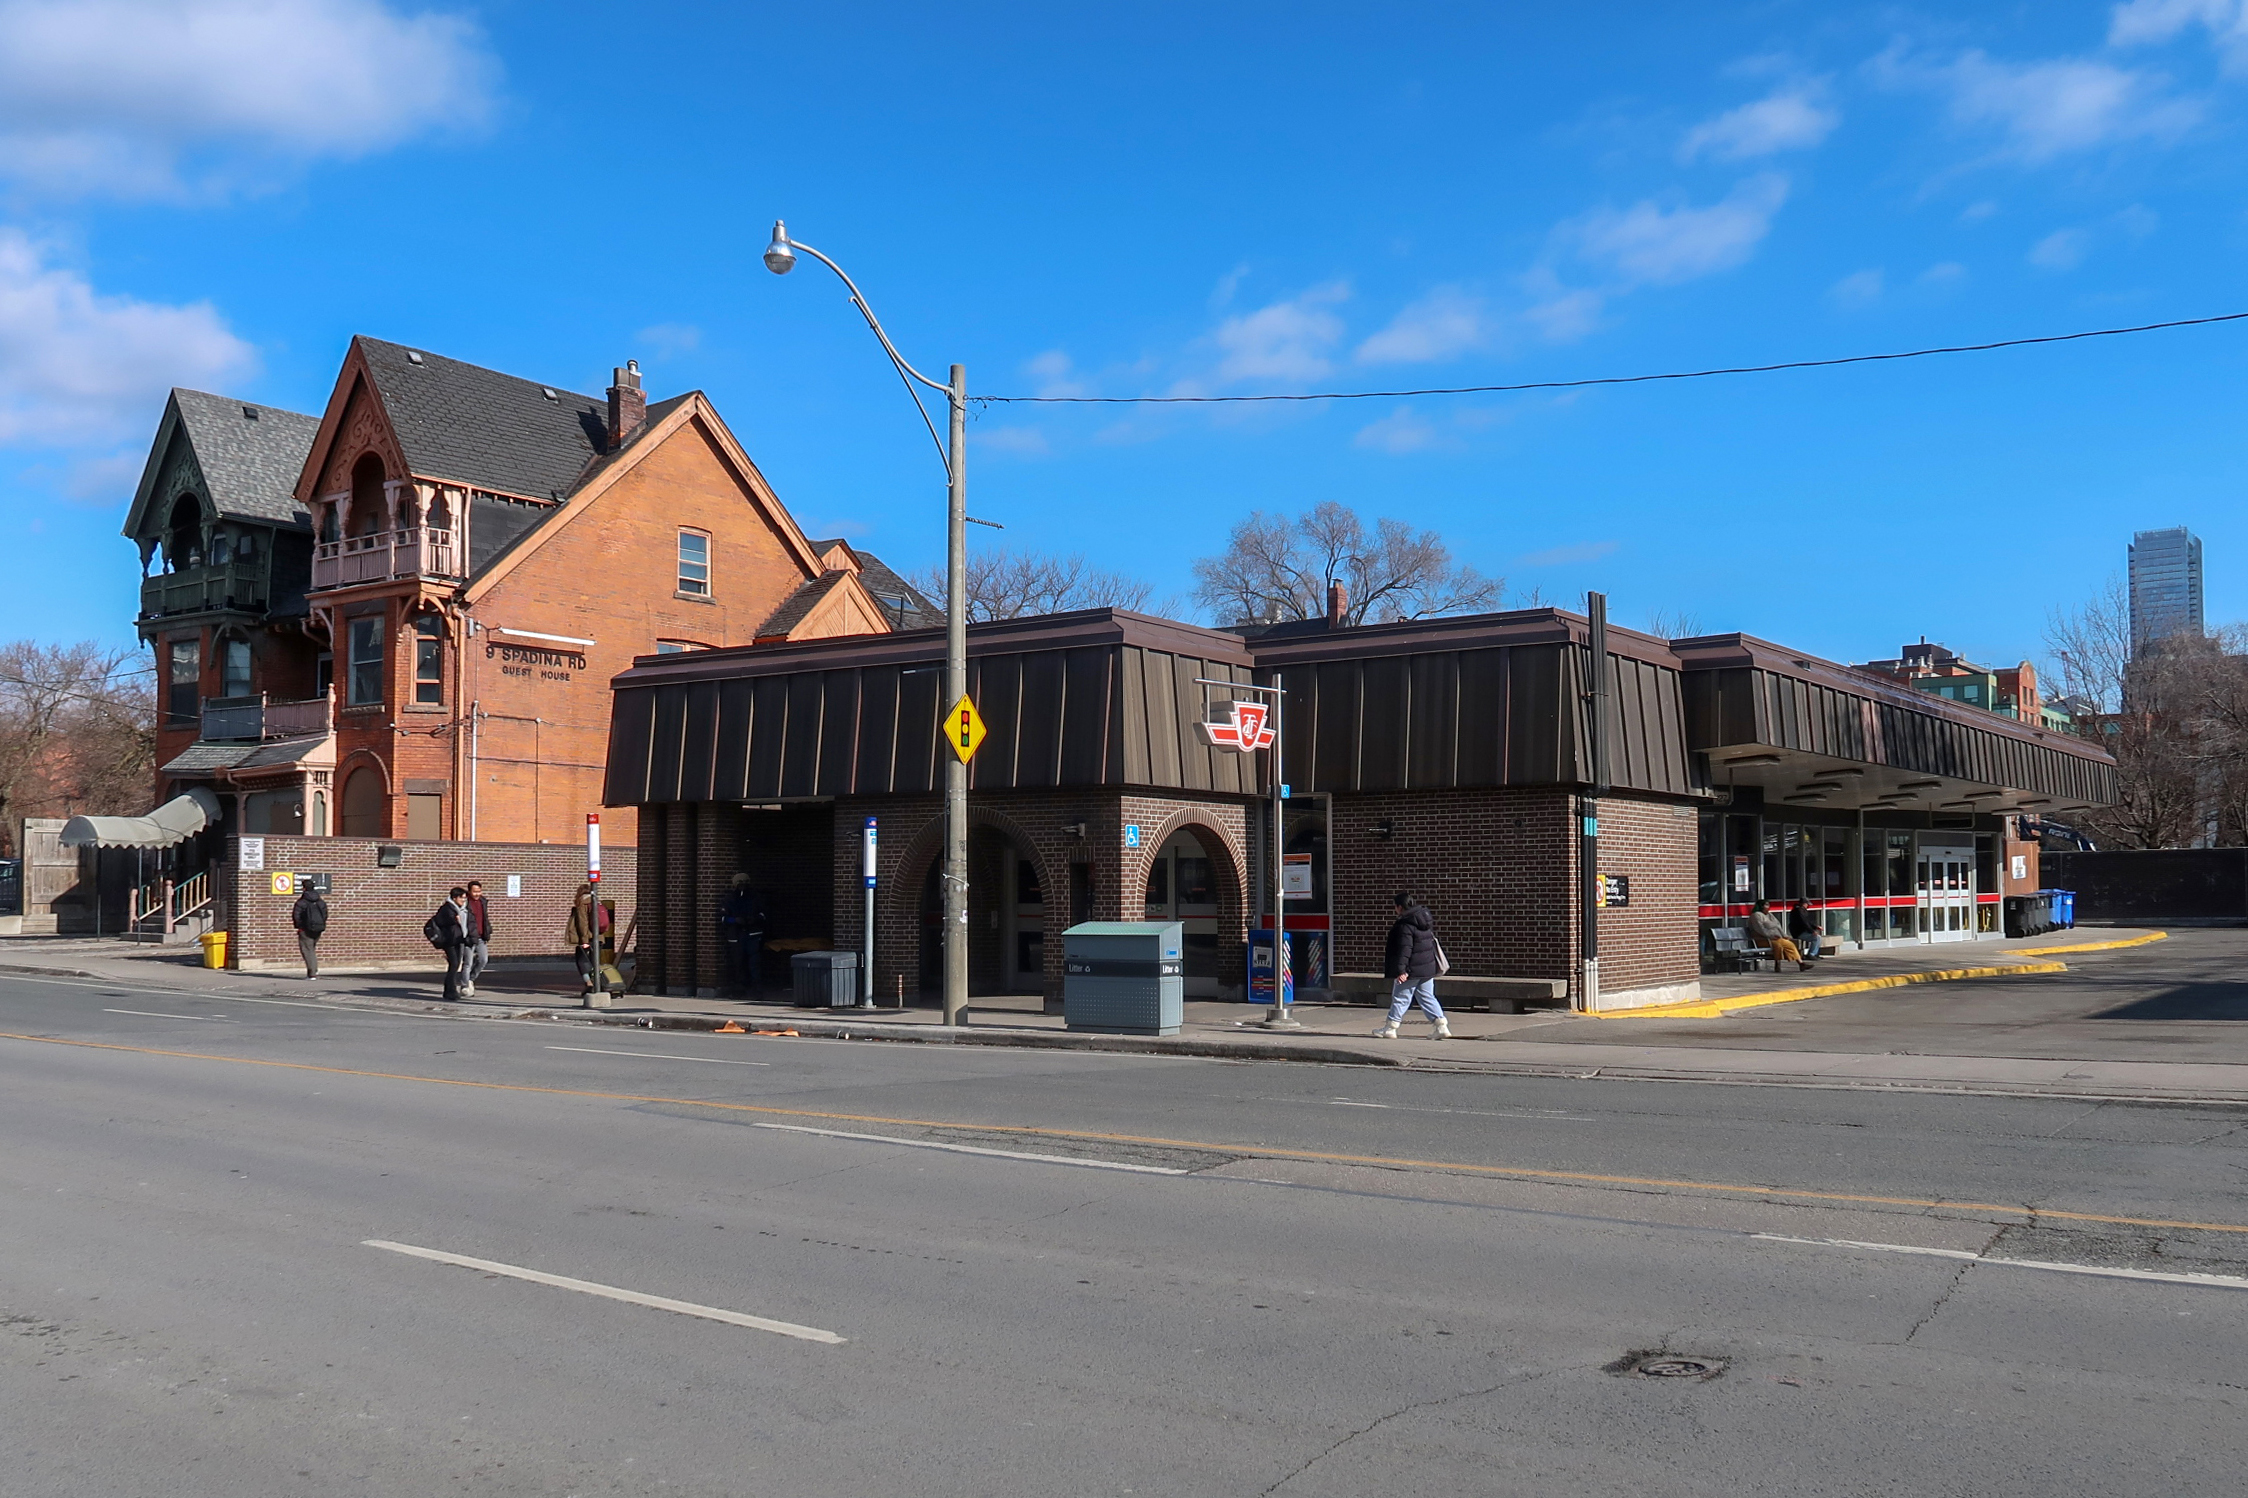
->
<box><xmin>2128</xmin><ymin>526</ymin><xmax>2204</xmax><ymax>656</ymax></box>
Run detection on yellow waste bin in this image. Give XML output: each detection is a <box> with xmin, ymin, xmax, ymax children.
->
<box><xmin>199</xmin><ymin>930</ymin><xmax>229</xmax><ymax>969</ymax></box>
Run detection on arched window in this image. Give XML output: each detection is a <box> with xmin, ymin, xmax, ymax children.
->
<box><xmin>339</xmin><ymin>765</ymin><xmax>387</xmax><ymax>838</ymax></box>
<box><xmin>349</xmin><ymin>455</ymin><xmax>388</xmax><ymax>537</ymax></box>
<box><xmin>165</xmin><ymin>494</ymin><xmax>201</xmax><ymax>570</ymax></box>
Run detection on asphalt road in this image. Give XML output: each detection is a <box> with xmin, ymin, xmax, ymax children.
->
<box><xmin>1520</xmin><ymin>926</ymin><xmax>2248</xmax><ymax>1061</ymax></box>
<box><xmin>4</xmin><ymin>969</ymin><xmax>2244</xmax><ymax>1496</ymax></box>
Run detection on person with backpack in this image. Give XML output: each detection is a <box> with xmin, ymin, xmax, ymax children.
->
<box><xmin>565</xmin><ymin>883</ymin><xmax>609</xmax><ymax>996</ymax></box>
<box><xmin>425</xmin><ymin>887</ymin><xmax>470</xmax><ymax>1001</ymax></box>
<box><xmin>1376</xmin><ymin>891</ymin><xmax>1451</xmax><ymax>1041</ymax></box>
<box><xmin>290</xmin><ymin>881</ymin><xmax>328</xmax><ymax>979</ymax></box>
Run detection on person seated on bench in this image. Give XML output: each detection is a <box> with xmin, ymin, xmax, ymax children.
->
<box><xmin>1746</xmin><ymin>899</ymin><xmax>1814</xmax><ymax>972</ymax></box>
<box><xmin>1788</xmin><ymin>898</ymin><xmax>1824</xmax><ymax>961</ymax></box>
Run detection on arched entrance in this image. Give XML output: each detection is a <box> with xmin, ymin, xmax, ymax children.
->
<box><xmin>339</xmin><ymin>765</ymin><xmax>387</xmax><ymax>837</ymax></box>
<box><xmin>916</xmin><ymin>823</ymin><xmax>1051</xmax><ymax>997</ymax></box>
<box><xmin>1140</xmin><ymin>828</ymin><xmax>1224</xmax><ymax>996</ymax></box>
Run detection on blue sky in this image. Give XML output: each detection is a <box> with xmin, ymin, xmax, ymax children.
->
<box><xmin>4</xmin><ymin>1</ymin><xmax>2246</xmax><ymax>671</ymax></box>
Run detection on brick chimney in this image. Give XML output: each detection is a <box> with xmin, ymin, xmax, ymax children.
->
<box><xmin>607</xmin><ymin>360</ymin><xmax>646</xmax><ymax>450</ymax></box>
<box><xmin>1327</xmin><ymin>580</ymin><xmax>1348</xmax><ymax>627</ymax></box>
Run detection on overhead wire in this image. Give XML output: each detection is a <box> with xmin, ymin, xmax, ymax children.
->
<box><xmin>967</xmin><ymin>310</ymin><xmax>2248</xmax><ymax>407</ymax></box>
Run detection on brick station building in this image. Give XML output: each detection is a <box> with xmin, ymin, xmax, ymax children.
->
<box><xmin>605</xmin><ymin>604</ymin><xmax>2118</xmax><ymax>1011</ymax></box>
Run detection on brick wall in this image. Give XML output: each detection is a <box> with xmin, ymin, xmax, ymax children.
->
<box><xmin>218</xmin><ymin>835</ymin><xmax>633</xmax><ymax>973</ymax></box>
<box><xmin>1327</xmin><ymin>787</ymin><xmax>1697</xmax><ymax>1002</ymax></box>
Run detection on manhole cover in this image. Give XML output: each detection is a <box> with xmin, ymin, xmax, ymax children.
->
<box><xmin>1631</xmin><ymin>1355</ymin><xmax>1724</xmax><ymax>1380</ymax></box>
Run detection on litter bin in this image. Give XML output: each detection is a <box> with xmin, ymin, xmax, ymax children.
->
<box><xmin>1063</xmin><ymin>921</ymin><xmax>1182</xmax><ymax>1036</ymax></box>
<box><xmin>2049</xmin><ymin>890</ymin><xmax>2075</xmax><ymax>930</ymax></box>
<box><xmin>2003</xmin><ymin>892</ymin><xmax>2054</xmax><ymax>938</ymax></box>
<box><xmin>790</xmin><ymin>949</ymin><xmax>860</xmax><ymax>1008</ymax></box>
<box><xmin>198</xmin><ymin>930</ymin><xmax>229</xmax><ymax>969</ymax></box>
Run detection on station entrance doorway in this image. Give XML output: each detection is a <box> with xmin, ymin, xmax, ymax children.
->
<box><xmin>1141</xmin><ymin>829</ymin><xmax>1222</xmax><ymax>996</ymax></box>
<box><xmin>1918</xmin><ymin>835</ymin><xmax>1976</xmax><ymax>942</ymax></box>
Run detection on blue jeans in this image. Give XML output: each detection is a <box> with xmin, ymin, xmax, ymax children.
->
<box><xmin>1386</xmin><ymin>977</ymin><xmax>1445</xmax><ymax>1025</ymax></box>
<box><xmin>1796</xmin><ymin>930</ymin><xmax>1822</xmax><ymax>958</ymax></box>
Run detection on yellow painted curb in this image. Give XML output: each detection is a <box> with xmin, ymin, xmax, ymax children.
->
<box><xmin>1596</xmin><ymin>960</ymin><xmax>2071</xmax><ymax>1019</ymax></box>
<box><xmin>2013</xmin><ymin>931</ymin><xmax>2169</xmax><ymax>956</ymax></box>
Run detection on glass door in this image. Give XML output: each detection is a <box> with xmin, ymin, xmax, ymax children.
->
<box><xmin>1917</xmin><ymin>835</ymin><xmax>1974</xmax><ymax>942</ymax></box>
<box><xmin>1145</xmin><ymin>831</ymin><xmax>1221</xmax><ymax>997</ymax></box>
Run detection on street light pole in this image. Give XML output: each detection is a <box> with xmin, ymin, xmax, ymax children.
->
<box><xmin>764</xmin><ymin>221</ymin><xmax>972</xmax><ymax>1027</ymax></box>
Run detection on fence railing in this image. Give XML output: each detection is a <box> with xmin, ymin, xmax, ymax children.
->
<box><xmin>127</xmin><ymin>870</ymin><xmax>213</xmax><ymax>937</ymax></box>
<box><xmin>200</xmin><ymin>694</ymin><xmax>333</xmax><ymax>742</ymax></box>
<box><xmin>312</xmin><ymin>526</ymin><xmax>463</xmax><ymax>591</ymax></box>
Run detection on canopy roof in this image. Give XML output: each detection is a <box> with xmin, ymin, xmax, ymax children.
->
<box><xmin>60</xmin><ymin>788</ymin><xmax>223</xmax><ymax>849</ymax></box>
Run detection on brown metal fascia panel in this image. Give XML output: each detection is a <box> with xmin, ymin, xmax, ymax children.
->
<box><xmin>602</xmin><ymin>686</ymin><xmax>656</xmax><ymax>806</ymax></box>
<box><xmin>1120</xmin><ymin>648</ymin><xmax>1151</xmax><ymax>786</ymax></box>
<box><xmin>1248</xmin><ymin>607</ymin><xmax>1683</xmax><ymax>673</ymax></box>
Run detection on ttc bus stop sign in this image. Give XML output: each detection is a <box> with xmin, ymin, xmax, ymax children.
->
<box><xmin>946</xmin><ymin>695</ymin><xmax>987</xmax><ymax>763</ymax></box>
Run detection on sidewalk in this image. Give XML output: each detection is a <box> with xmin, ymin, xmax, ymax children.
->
<box><xmin>5</xmin><ymin>926</ymin><xmax>2241</xmax><ymax>1104</ymax></box>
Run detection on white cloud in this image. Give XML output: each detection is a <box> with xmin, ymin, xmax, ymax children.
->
<box><xmin>1355</xmin><ymin>286</ymin><xmax>1487</xmax><ymax>365</ymax></box>
<box><xmin>1024</xmin><ymin>349</ymin><xmax>1088</xmax><ymax>398</ymax></box>
<box><xmin>635</xmin><ymin>322</ymin><xmax>701</xmax><ymax>360</ymax></box>
<box><xmin>1831</xmin><ymin>268</ymin><xmax>1885</xmax><ymax>306</ymax></box>
<box><xmin>1680</xmin><ymin>85</ymin><xmax>1839</xmax><ymax>161</ymax></box>
<box><xmin>2030</xmin><ymin>227</ymin><xmax>2091</xmax><ymax>269</ymax></box>
<box><xmin>1352</xmin><ymin>409</ymin><xmax>1440</xmax><ymax>454</ymax></box>
<box><xmin>1918</xmin><ymin>261</ymin><xmax>1967</xmax><ymax>287</ymax></box>
<box><xmin>1521</xmin><ymin>280</ymin><xmax>1604</xmax><ymax>343</ymax></box>
<box><xmin>1570</xmin><ymin>173</ymin><xmax>1791</xmax><ymax>286</ymax></box>
<box><xmin>0</xmin><ymin>0</ymin><xmax>499</xmax><ymax>197</ymax></box>
<box><xmin>1208</xmin><ymin>282</ymin><xmax>1348</xmax><ymax>385</ymax></box>
<box><xmin>974</xmin><ymin>426</ymin><xmax>1050</xmax><ymax>456</ymax></box>
<box><xmin>2110</xmin><ymin>0</ymin><xmax>2248</xmax><ymax>73</ymax></box>
<box><xmin>0</xmin><ymin>228</ymin><xmax>255</xmax><ymax>447</ymax></box>
<box><xmin>1923</xmin><ymin>49</ymin><xmax>2200</xmax><ymax>159</ymax></box>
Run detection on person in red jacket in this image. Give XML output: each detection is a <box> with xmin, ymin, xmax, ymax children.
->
<box><xmin>460</xmin><ymin>879</ymin><xmax>495</xmax><ymax>997</ymax></box>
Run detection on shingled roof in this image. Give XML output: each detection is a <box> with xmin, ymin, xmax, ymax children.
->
<box><xmin>803</xmin><ymin>540</ymin><xmax>941</xmax><ymax>630</ymax></box>
<box><xmin>147</xmin><ymin>389</ymin><xmax>320</xmax><ymax>528</ymax></box>
<box><xmin>356</xmin><ymin>336</ymin><xmax>608</xmax><ymax>502</ymax></box>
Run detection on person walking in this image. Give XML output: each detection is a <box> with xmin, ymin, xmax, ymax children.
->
<box><xmin>1376</xmin><ymin>891</ymin><xmax>1450</xmax><ymax>1040</ymax></box>
<box><xmin>290</xmin><ymin>881</ymin><xmax>328</xmax><ymax>979</ymax></box>
<box><xmin>460</xmin><ymin>879</ymin><xmax>494</xmax><ymax>997</ymax></box>
<box><xmin>426</xmin><ymin>886</ymin><xmax>471</xmax><ymax>1001</ymax></box>
<box><xmin>566</xmin><ymin>883</ymin><xmax>607</xmax><ymax>996</ymax></box>
<box><xmin>717</xmin><ymin>874</ymin><xmax>768</xmax><ymax>997</ymax></box>
<box><xmin>1787</xmin><ymin>898</ymin><xmax>1823</xmax><ymax>962</ymax></box>
<box><xmin>1746</xmin><ymin>899</ymin><xmax>1813</xmax><ymax>972</ymax></box>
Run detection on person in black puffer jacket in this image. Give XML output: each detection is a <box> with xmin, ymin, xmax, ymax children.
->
<box><xmin>290</xmin><ymin>884</ymin><xmax>328</xmax><ymax>979</ymax></box>
<box><xmin>1378</xmin><ymin>892</ymin><xmax>1450</xmax><ymax>1040</ymax></box>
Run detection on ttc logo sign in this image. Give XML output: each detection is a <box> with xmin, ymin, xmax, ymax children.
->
<box><xmin>1196</xmin><ymin>700</ymin><xmax>1276</xmax><ymax>754</ymax></box>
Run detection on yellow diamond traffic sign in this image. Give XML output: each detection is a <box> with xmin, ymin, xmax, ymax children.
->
<box><xmin>946</xmin><ymin>694</ymin><xmax>987</xmax><ymax>763</ymax></box>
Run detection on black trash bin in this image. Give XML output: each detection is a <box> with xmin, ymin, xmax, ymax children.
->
<box><xmin>791</xmin><ymin>950</ymin><xmax>861</xmax><ymax>1008</ymax></box>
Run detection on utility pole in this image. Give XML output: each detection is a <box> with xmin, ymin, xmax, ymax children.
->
<box><xmin>1581</xmin><ymin>592</ymin><xmax>1610</xmax><ymax>1013</ymax></box>
<box><xmin>942</xmin><ymin>365</ymin><xmax>969</xmax><ymax>1026</ymax></box>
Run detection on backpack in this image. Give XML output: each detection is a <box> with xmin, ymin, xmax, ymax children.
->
<box><xmin>423</xmin><ymin>912</ymin><xmax>445</xmax><ymax>948</ymax></box>
<box><xmin>297</xmin><ymin>896</ymin><xmax>328</xmax><ymax>937</ymax></box>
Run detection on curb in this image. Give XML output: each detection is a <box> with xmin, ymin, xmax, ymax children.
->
<box><xmin>505</xmin><ymin>1006</ymin><xmax>1411</xmax><ymax>1068</ymax></box>
<box><xmin>2015</xmin><ymin>931</ymin><xmax>2170</xmax><ymax>956</ymax></box>
<box><xmin>1597</xmin><ymin>960</ymin><xmax>2072</xmax><ymax>1019</ymax></box>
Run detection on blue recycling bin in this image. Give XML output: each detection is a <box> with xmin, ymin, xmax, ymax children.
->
<box><xmin>2050</xmin><ymin>890</ymin><xmax>2075</xmax><ymax>929</ymax></box>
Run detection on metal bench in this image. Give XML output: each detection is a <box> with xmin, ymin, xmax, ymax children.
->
<box><xmin>1707</xmin><ymin>927</ymin><xmax>1775</xmax><ymax>973</ymax></box>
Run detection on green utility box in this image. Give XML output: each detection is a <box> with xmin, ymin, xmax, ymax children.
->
<box><xmin>1062</xmin><ymin>921</ymin><xmax>1183</xmax><ymax>1036</ymax></box>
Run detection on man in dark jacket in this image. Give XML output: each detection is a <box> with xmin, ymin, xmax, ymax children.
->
<box><xmin>460</xmin><ymin>879</ymin><xmax>494</xmax><ymax>997</ymax></box>
<box><xmin>1377</xmin><ymin>891</ymin><xmax>1450</xmax><ymax>1040</ymax></box>
<box><xmin>717</xmin><ymin>874</ymin><xmax>769</xmax><ymax>996</ymax></box>
<box><xmin>290</xmin><ymin>883</ymin><xmax>328</xmax><ymax>979</ymax></box>
<box><xmin>427</xmin><ymin>887</ymin><xmax>470</xmax><ymax>1001</ymax></box>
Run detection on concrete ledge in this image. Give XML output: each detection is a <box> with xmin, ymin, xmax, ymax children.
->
<box><xmin>1590</xmin><ymin>980</ymin><xmax>1703</xmax><ymax>1013</ymax></box>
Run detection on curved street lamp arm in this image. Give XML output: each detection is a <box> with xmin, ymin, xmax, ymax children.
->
<box><xmin>785</xmin><ymin>237</ymin><xmax>953</xmax><ymax>469</ymax></box>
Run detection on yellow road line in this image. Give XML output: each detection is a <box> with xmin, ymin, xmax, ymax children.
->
<box><xmin>1601</xmin><ymin>961</ymin><xmax>2071</xmax><ymax>1019</ymax></box>
<box><xmin>5</xmin><ymin>1027</ymin><xmax>2247</xmax><ymax>1237</ymax></box>
<box><xmin>2018</xmin><ymin>931</ymin><xmax>2170</xmax><ymax>956</ymax></box>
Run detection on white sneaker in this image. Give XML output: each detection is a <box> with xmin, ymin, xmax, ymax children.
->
<box><xmin>1432</xmin><ymin>1019</ymin><xmax>1452</xmax><ymax>1040</ymax></box>
<box><xmin>460</xmin><ymin>982</ymin><xmax>476</xmax><ymax>998</ymax></box>
<box><xmin>1374</xmin><ymin>1024</ymin><xmax>1399</xmax><ymax>1039</ymax></box>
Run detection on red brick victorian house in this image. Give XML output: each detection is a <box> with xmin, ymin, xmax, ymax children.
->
<box><xmin>124</xmin><ymin>337</ymin><xmax>934</xmax><ymax>855</ymax></box>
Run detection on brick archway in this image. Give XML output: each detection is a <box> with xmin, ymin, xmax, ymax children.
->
<box><xmin>879</xmin><ymin>803</ymin><xmax>1074</xmax><ymax>1003</ymax></box>
<box><xmin>1131</xmin><ymin>805</ymin><xmax>1251</xmax><ymax>1000</ymax></box>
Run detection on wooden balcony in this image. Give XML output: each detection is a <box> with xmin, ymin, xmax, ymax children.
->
<box><xmin>312</xmin><ymin>526</ymin><xmax>463</xmax><ymax>591</ymax></box>
<box><xmin>200</xmin><ymin>694</ymin><xmax>334</xmax><ymax>742</ymax></box>
<box><xmin>139</xmin><ymin>560</ymin><xmax>268</xmax><ymax>620</ymax></box>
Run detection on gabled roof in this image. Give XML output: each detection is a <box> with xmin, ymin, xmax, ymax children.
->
<box><xmin>352</xmin><ymin>336</ymin><xmax>608</xmax><ymax>501</ymax></box>
<box><xmin>756</xmin><ymin>571</ymin><xmax>854</xmax><ymax>637</ymax></box>
<box><xmin>802</xmin><ymin>538</ymin><xmax>941</xmax><ymax>630</ymax></box>
<box><xmin>125</xmin><ymin>389</ymin><xmax>319</xmax><ymax>536</ymax></box>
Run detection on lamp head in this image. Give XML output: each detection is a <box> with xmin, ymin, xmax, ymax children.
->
<box><xmin>762</xmin><ymin>220</ymin><xmax>796</xmax><ymax>275</ymax></box>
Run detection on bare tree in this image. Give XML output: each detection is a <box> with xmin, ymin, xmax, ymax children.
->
<box><xmin>912</xmin><ymin>548</ymin><xmax>1162</xmax><ymax>623</ymax></box>
<box><xmin>1190</xmin><ymin>500</ymin><xmax>1504</xmax><ymax>626</ymax></box>
<box><xmin>0</xmin><ymin>641</ymin><xmax>156</xmax><ymax>855</ymax></box>
<box><xmin>1642</xmin><ymin>608</ymin><xmax>1704</xmax><ymax>639</ymax></box>
<box><xmin>2044</xmin><ymin>575</ymin><xmax>2132</xmax><ymax>714</ymax></box>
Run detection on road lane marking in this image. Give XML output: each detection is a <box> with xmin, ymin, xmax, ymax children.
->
<box><xmin>103</xmin><ymin>1008</ymin><xmax>231</xmax><ymax>1022</ymax></box>
<box><xmin>548</xmin><ymin>1045</ymin><xmax>770</xmax><ymax>1067</ymax></box>
<box><xmin>751</xmin><ymin>1121</ymin><xmax>1191</xmax><ymax>1174</ymax></box>
<box><xmin>1752</xmin><ymin>1233</ymin><xmax>2248</xmax><ymax>1291</ymax></box>
<box><xmin>361</xmin><ymin>1240</ymin><xmax>845</xmax><ymax>1343</ymax></box>
<box><xmin>8</xmin><ymin>1028</ymin><xmax>2248</xmax><ymax>1237</ymax></box>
